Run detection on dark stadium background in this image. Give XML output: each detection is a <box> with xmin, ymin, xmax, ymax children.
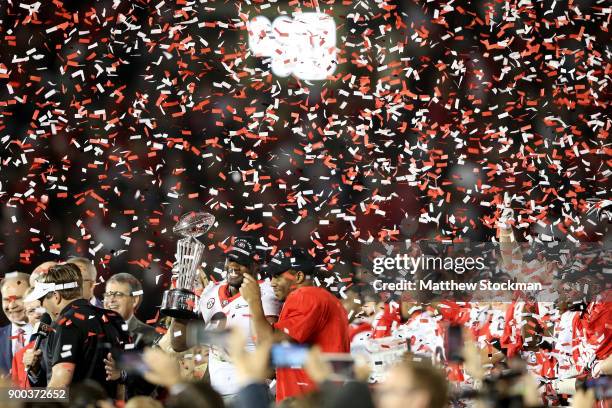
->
<box><xmin>1</xmin><ymin>0</ymin><xmax>609</xmax><ymax>325</ymax></box>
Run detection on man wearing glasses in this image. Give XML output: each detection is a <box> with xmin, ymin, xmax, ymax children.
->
<box><xmin>102</xmin><ymin>273</ymin><xmax>160</xmax><ymax>400</ymax></box>
<box><xmin>103</xmin><ymin>273</ymin><xmax>158</xmax><ymax>347</ymax></box>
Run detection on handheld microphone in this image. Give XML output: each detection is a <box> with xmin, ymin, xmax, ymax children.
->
<box><xmin>27</xmin><ymin>313</ymin><xmax>52</xmax><ymax>375</ymax></box>
<box><xmin>33</xmin><ymin>313</ymin><xmax>52</xmax><ymax>348</ymax></box>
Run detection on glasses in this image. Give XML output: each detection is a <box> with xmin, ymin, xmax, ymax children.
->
<box><xmin>103</xmin><ymin>291</ymin><xmax>130</xmax><ymax>300</ymax></box>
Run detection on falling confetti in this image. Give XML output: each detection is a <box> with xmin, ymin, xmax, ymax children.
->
<box><xmin>0</xmin><ymin>1</ymin><xmax>609</xmax><ymax>305</ymax></box>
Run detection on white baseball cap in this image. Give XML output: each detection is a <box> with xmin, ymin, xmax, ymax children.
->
<box><xmin>25</xmin><ymin>281</ymin><xmax>78</xmax><ymax>303</ymax></box>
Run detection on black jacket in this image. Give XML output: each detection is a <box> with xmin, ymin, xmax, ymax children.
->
<box><xmin>127</xmin><ymin>316</ymin><xmax>160</xmax><ymax>348</ymax></box>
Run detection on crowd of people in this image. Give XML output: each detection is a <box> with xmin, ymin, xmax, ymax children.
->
<box><xmin>0</xmin><ymin>226</ymin><xmax>610</xmax><ymax>408</ymax></box>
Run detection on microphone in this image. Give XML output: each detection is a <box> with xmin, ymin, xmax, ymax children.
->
<box><xmin>27</xmin><ymin>313</ymin><xmax>52</xmax><ymax>375</ymax></box>
<box><xmin>33</xmin><ymin>313</ymin><xmax>52</xmax><ymax>347</ymax></box>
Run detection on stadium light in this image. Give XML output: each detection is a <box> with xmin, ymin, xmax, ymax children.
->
<box><xmin>248</xmin><ymin>13</ymin><xmax>337</xmax><ymax>80</ymax></box>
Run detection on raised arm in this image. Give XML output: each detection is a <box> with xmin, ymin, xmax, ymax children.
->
<box><xmin>497</xmin><ymin>199</ymin><xmax>522</xmax><ymax>276</ymax></box>
<box><xmin>240</xmin><ymin>274</ymin><xmax>275</xmax><ymax>344</ymax></box>
<box><xmin>240</xmin><ymin>274</ymin><xmax>292</xmax><ymax>344</ymax></box>
<box><xmin>168</xmin><ymin>318</ymin><xmax>189</xmax><ymax>353</ymax></box>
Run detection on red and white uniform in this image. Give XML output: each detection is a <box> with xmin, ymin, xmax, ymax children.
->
<box><xmin>467</xmin><ymin>303</ymin><xmax>506</xmax><ymax>346</ymax></box>
<box><xmin>393</xmin><ymin>306</ymin><xmax>444</xmax><ymax>360</ymax></box>
<box><xmin>585</xmin><ymin>290</ymin><xmax>612</xmax><ymax>363</ymax></box>
<box><xmin>370</xmin><ymin>302</ymin><xmax>401</xmax><ymax>339</ymax></box>
<box><xmin>553</xmin><ymin>310</ymin><xmax>584</xmax><ymax>378</ymax></box>
<box><xmin>348</xmin><ymin>318</ymin><xmax>373</xmax><ymax>358</ymax></box>
<box><xmin>198</xmin><ymin>280</ymin><xmax>281</xmax><ymax>396</ymax></box>
<box><xmin>521</xmin><ymin>348</ymin><xmax>556</xmax><ymax>381</ymax></box>
<box><xmin>501</xmin><ymin>301</ymin><xmax>539</xmax><ymax>359</ymax></box>
<box><xmin>510</xmin><ymin>306</ymin><xmax>556</xmax><ymax>382</ymax></box>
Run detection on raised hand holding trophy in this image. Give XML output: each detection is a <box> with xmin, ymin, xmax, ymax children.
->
<box><xmin>160</xmin><ymin>211</ymin><xmax>215</xmax><ymax>319</ymax></box>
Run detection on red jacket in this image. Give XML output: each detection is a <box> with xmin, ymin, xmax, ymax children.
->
<box><xmin>585</xmin><ymin>291</ymin><xmax>612</xmax><ymax>360</ymax></box>
<box><xmin>11</xmin><ymin>340</ymin><xmax>34</xmax><ymax>388</ymax></box>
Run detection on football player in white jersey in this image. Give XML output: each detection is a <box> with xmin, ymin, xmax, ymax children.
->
<box><xmin>169</xmin><ymin>237</ymin><xmax>281</xmax><ymax>401</ymax></box>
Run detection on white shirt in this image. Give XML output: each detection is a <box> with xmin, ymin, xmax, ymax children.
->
<box><xmin>198</xmin><ymin>279</ymin><xmax>281</xmax><ymax>396</ymax></box>
<box><xmin>11</xmin><ymin>323</ymin><xmax>33</xmax><ymax>356</ymax></box>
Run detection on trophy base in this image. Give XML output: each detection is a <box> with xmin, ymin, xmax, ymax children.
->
<box><xmin>160</xmin><ymin>288</ymin><xmax>200</xmax><ymax>320</ymax></box>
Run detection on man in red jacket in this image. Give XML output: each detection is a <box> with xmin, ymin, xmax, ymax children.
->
<box><xmin>240</xmin><ymin>247</ymin><xmax>349</xmax><ymax>403</ymax></box>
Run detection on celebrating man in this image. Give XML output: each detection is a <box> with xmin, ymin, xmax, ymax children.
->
<box><xmin>103</xmin><ymin>273</ymin><xmax>158</xmax><ymax>347</ymax></box>
<box><xmin>170</xmin><ymin>237</ymin><xmax>281</xmax><ymax>401</ymax></box>
<box><xmin>12</xmin><ymin>287</ymin><xmax>45</xmax><ymax>387</ymax></box>
<box><xmin>0</xmin><ymin>272</ymin><xmax>32</xmax><ymax>375</ymax></box>
<box><xmin>240</xmin><ymin>247</ymin><xmax>349</xmax><ymax>402</ymax></box>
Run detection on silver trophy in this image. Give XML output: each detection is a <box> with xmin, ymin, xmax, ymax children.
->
<box><xmin>160</xmin><ymin>211</ymin><xmax>215</xmax><ymax>319</ymax></box>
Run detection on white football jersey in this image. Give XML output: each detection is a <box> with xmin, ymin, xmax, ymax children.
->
<box><xmin>554</xmin><ymin>310</ymin><xmax>579</xmax><ymax>377</ymax></box>
<box><xmin>393</xmin><ymin>310</ymin><xmax>444</xmax><ymax>361</ymax></box>
<box><xmin>198</xmin><ymin>279</ymin><xmax>281</xmax><ymax>396</ymax></box>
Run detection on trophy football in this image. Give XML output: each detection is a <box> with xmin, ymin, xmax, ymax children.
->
<box><xmin>160</xmin><ymin>211</ymin><xmax>215</xmax><ymax>319</ymax></box>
